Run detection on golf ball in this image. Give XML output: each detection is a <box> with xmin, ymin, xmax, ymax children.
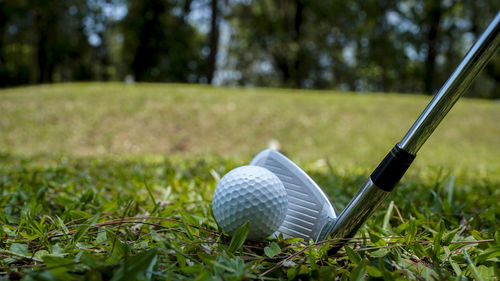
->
<box><xmin>212</xmin><ymin>165</ymin><xmax>288</xmax><ymax>240</ymax></box>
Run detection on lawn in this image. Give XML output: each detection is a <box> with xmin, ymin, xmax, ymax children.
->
<box><xmin>1</xmin><ymin>83</ymin><xmax>499</xmax><ymax>171</ymax></box>
<box><xmin>0</xmin><ymin>83</ymin><xmax>499</xmax><ymax>280</ymax></box>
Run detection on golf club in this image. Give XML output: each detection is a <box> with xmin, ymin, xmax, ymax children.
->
<box><xmin>251</xmin><ymin>11</ymin><xmax>500</xmax><ymax>252</ymax></box>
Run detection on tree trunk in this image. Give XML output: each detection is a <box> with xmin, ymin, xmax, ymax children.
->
<box><xmin>291</xmin><ymin>0</ymin><xmax>304</xmax><ymax>88</ymax></box>
<box><xmin>0</xmin><ymin>2</ymin><xmax>5</xmax><ymax>65</ymax></box>
<box><xmin>207</xmin><ymin>0</ymin><xmax>219</xmax><ymax>84</ymax></box>
<box><xmin>35</xmin><ymin>14</ymin><xmax>48</xmax><ymax>83</ymax></box>
<box><xmin>34</xmin><ymin>8</ymin><xmax>57</xmax><ymax>84</ymax></box>
<box><xmin>183</xmin><ymin>0</ymin><xmax>192</xmax><ymax>23</ymax></box>
<box><xmin>424</xmin><ymin>0</ymin><xmax>442</xmax><ymax>95</ymax></box>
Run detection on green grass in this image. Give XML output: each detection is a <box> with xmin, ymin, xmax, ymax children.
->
<box><xmin>1</xmin><ymin>83</ymin><xmax>499</xmax><ymax>171</ymax></box>
<box><xmin>1</xmin><ymin>83</ymin><xmax>499</xmax><ymax>280</ymax></box>
<box><xmin>0</xmin><ymin>154</ymin><xmax>499</xmax><ymax>280</ymax></box>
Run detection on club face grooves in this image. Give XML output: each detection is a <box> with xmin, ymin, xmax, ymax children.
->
<box><xmin>250</xmin><ymin>149</ymin><xmax>338</xmax><ymax>242</ymax></box>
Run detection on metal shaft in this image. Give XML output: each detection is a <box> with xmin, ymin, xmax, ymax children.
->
<box><xmin>327</xmin><ymin>12</ymin><xmax>500</xmax><ymax>253</ymax></box>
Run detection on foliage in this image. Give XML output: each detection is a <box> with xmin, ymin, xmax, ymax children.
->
<box><xmin>121</xmin><ymin>0</ymin><xmax>207</xmax><ymax>82</ymax></box>
<box><xmin>1</xmin><ymin>1</ymin><xmax>499</xmax><ymax>98</ymax></box>
<box><xmin>0</xmin><ymin>0</ymin><xmax>96</xmax><ymax>85</ymax></box>
<box><xmin>0</xmin><ymin>154</ymin><xmax>499</xmax><ymax>280</ymax></box>
<box><xmin>226</xmin><ymin>0</ymin><xmax>500</xmax><ymax>98</ymax></box>
<box><xmin>0</xmin><ymin>0</ymin><xmax>208</xmax><ymax>86</ymax></box>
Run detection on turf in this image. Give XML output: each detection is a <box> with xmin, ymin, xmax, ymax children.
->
<box><xmin>0</xmin><ymin>83</ymin><xmax>499</xmax><ymax>280</ymax></box>
<box><xmin>1</xmin><ymin>83</ymin><xmax>499</xmax><ymax>171</ymax></box>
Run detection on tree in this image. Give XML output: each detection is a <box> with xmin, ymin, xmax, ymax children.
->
<box><xmin>207</xmin><ymin>0</ymin><xmax>219</xmax><ymax>84</ymax></box>
<box><xmin>0</xmin><ymin>0</ymin><xmax>498</xmax><ymax>98</ymax></box>
<box><xmin>0</xmin><ymin>0</ymin><xmax>112</xmax><ymax>85</ymax></box>
<box><xmin>224</xmin><ymin>0</ymin><xmax>498</xmax><ymax>97</ymax></box>
<box><xmin>227</xmin><ymin>0</ymin><xmax>323</xmax><ymax>88</ymax></box>
<box><xmin>121</xmin><ymin>0</ymin><xmax>206</xmax><ymax>82</ymax></box>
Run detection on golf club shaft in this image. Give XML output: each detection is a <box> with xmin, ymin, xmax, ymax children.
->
<box><xmin>325</xmin><ymin>12</ymin><xmax>500</xmax><ymax>252</ymax></box>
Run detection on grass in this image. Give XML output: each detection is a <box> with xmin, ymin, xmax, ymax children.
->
<box><xmin>1</xmin><ymin>154</ymin><xmax>499</xmax><ymax>280</ymax></box>
<box><xmin>0</xmin><ymin>83</ymin><xmax>499</xmax><ymax>280</ymax></box>
<box><xmin>1</xmin><ymin>83</ymin><xmax>499</xmax><ymax>171</ymax></box>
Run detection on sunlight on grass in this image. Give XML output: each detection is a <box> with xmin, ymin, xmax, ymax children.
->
<box><xmin>1</xmin><ymin>82</ymin><xmax>499</xmax><ymax>173</ymax></box>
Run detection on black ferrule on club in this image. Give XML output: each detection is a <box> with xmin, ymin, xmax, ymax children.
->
<box><xmin>370</xmin><ymin>145</ymin><xmax>416</xmax><ymax>192</ymax></box>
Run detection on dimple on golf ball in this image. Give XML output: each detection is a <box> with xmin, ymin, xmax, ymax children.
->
<box><xmin>212</xmin><ymin>165</ymin><xmax>288</xmax><ymax>240</ymax></box>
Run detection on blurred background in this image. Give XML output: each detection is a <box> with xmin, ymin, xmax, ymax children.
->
<box><xmin>0</xmin><ymin>0</ymin><xmax>499</xmax><ymax>98</ymax></box>
<box><xmin>1</xmin><ymin>0</ymin><xmax>500</xmax><ymax>173</ymax></box>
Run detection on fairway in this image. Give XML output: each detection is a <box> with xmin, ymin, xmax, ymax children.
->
<box><xmin>1</xmin><ymin>83</ymin><xmax>499</xmax><ymax>280</ymax></box>
<box><xmin>1</xmin><ymin>83</ymin><xmax>499</xmax><ymax>172</ymax></box>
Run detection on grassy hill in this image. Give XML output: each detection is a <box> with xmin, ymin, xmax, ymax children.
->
<box><xmin>1</xmin><ymin>83</ymin><xmax>499</xmax><ymax>172</ymax></box>
<box><xmin>1</xmin><ymin>83</ymin><xmax>499</xmax><ymax>280</ymax></box>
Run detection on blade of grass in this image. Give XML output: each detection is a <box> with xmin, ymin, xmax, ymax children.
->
<box><xmin>228</xmin><ymin>221</ymin><xmax>250</xmax><ymax>254</ymax></box>
<box><xmin>463</xmin><ymin>249</ymin><xmax>484</xmax><ymax>281</ymax></box>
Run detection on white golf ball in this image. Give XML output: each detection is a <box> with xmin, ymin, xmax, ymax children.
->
<box><xmin>212</xmin><ymin>165</ymin><xmax>288</xmax><ymax>240</ymax></box>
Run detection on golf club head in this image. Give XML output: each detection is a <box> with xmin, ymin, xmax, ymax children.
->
<box><xmin>250</xmin><ymin>149</ymin><xmax>338</xmax><ymax>242</ymax></box>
